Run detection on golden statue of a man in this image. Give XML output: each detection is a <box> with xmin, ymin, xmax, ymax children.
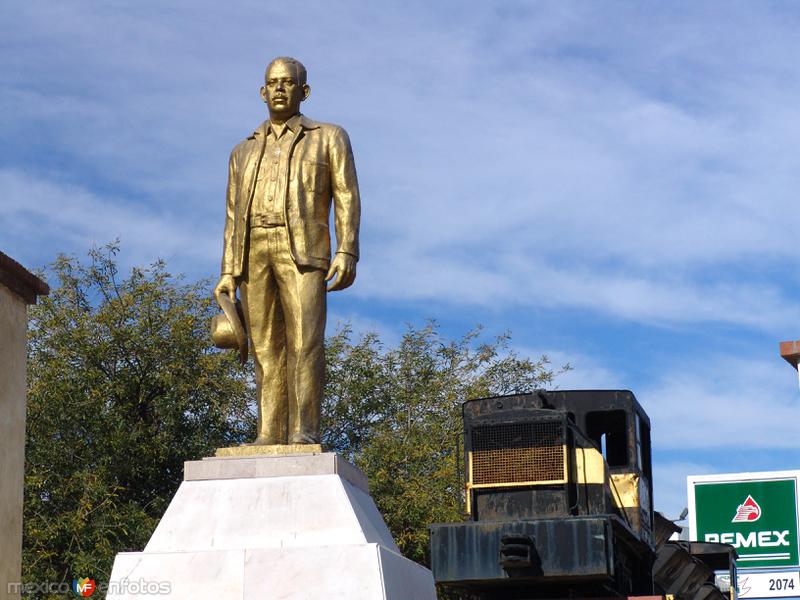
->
<box><xmin>214</xmin><ymin>57</ymin><xmax>360</xmax><ymax>445</ymax></box>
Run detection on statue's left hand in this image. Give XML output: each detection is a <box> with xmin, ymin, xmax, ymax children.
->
<box><xmin>326</xmin><ymin>253</ymin><xmax>357</xmax><ymax>292</ymax></box>
<box><xmin>214</xmin><ymin>274</ymin><xmax>237</xmax><ymax>302</ymax></box>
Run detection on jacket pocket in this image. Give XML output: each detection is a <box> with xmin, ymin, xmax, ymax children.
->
<box><xmin>300</xmin><ymin>160</ymin><xmax>329</xmax><ymax>193</ymax></box>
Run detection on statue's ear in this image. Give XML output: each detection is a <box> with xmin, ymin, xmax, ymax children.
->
<box><xmin>260</xmin><ymin>86</ymin><xmax>268</xmax><ymax>103</ymax></box>
<box><xmin>302</xmin><ymin>84</ymin><xmax>311</xmax><ymax>102</ymax></box>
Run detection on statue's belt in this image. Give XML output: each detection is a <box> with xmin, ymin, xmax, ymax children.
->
<box><xmin>250</xmin><ymin>214</ymin><xmax>286</xmax><ymax>228</ymax></box>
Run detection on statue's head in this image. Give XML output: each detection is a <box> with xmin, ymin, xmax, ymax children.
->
<box><xmin>260</xmin><ymin>57</ymin><xmax>310</xmax><ymax>120</ymax></box>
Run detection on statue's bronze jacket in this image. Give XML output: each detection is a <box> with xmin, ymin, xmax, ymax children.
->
<box><xmin>221</xmin><ymin>115</ymin><xmax>361</xmax><ymax>276</ymax></box>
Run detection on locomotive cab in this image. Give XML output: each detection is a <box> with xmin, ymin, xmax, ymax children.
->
<box><xmin>430</xmin><ymin>390</ymin><xmax>656</xmax><ymax>598</ymax></box>
<box><xmin>464</xmin><ymin>390</ymin><xmax>654</xmax><ymax>545</ymax></box>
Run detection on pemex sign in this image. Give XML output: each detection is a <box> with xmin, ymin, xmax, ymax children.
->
<box><xmin>689</xmin><ymin>472</ymin><xmax>800</xmax><ymax>570</ymax></box>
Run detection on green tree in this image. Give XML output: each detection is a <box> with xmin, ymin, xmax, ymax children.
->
<box><xmin>23</xmin><ymin>245</ymin><xmax>566</xmax><ymax>597</ymax></box>
<box><xmin>323</xmin><ymin>323</ymin><xmax>567</xmax><ymax>564</ymax></box>
<box><xmin>23</xmin><ymin>244</ymin><xmax>253</xmax><ymax>596</ymax></box>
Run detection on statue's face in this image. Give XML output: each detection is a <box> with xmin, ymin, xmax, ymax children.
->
<box><xmin>260</xmin><ymin>61</ymin><xmax>309</xmax><ymax>118</ymax></box>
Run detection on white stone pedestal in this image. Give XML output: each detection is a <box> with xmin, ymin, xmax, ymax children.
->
<box><xmin>107</xmin><ymin>453</ymin><xmax>437</xmax><ymax>599</ymax></box>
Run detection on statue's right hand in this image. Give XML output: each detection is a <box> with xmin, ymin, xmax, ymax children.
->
<box><xmin>214</xmin><ymin>274</ymin><xmax>237</xmax><ymax>302</ymax></box>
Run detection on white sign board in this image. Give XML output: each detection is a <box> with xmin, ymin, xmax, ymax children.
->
<box><xmin>689</xmin><ymin>470</ymin><xmax>800</xmax><ymax>600</ymax></box>
<box><xmin>737</xmin><ymin>571</ymin><xmax>800</xmax><ymax>599</ymax></box>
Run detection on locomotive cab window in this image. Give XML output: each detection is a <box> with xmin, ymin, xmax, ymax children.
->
<box><xmin>586</xmin><ymin>410</ymin><xmax>628</xmax><ymax>467</ymax></box>
<box><xmin>636</xmin><ymin>414</ymin><xmax>652</xmax><ymax>479</ymax></box>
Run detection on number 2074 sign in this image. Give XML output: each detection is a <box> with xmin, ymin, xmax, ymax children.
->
<box><xmin>737</xmin><ymin>571</ymin><xmax>799</xmax><ymax>599</ymax></box>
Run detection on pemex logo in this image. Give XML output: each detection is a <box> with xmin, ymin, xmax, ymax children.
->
<box><xmin>732</xmin><ymin>495</ymin><xmax>762</xmax><ymax>523</ymax></box>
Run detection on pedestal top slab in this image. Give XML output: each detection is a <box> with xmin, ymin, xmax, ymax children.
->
<box><xmin>215</xmin><ymin>443</ymin><xmax>322</xmax><ymax>457</ymax></box>
<box><xmin>185</xmin><ymin>452</ymin><xmax>369</xmax><ymax>493</ymax></box>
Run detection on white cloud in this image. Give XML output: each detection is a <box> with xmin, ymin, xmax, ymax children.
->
<box><xmin>325</xmin><ymin>310</ymin><xmax>402</xmax><ymax>348</ymax></box>
<box><xmin>355</xmin><ymin>250</ymin><xmax>800</xmax><ymax>333</ymax></box>
<box><xmin>653</xmin><ymin>460</ymin><xmax>717</xmax><ymax>520</ymax></box>
<box><xmin>3</xmin><ymin>0</ymin><xmax>800</xmax><ymax>334</ymax></box>
<box><xmin>0</xmin><ymin>169</ymin><xmax>219</xmax><ymax>274</ymax></box>
<box><xmin>550</xmin><ymin>354</ymin><xmax>623</xmax><ymax>391</ymax></box>
<box><xmin>640</xmin><ymin>354</ymin><xmax>800</xmax><ymax>450</ymax></box>
<box><xmin>5</xmin><ymin>3</ymin><xmax>798</xmax><ymax>527</ymax></box>
<box><xmin>507</xmin><ymin>345</ymin><xmax>625</xmax><ymax>390</ymax></box>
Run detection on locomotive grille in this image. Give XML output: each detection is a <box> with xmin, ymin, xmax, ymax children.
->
<box><xmin>471</xmin><ymin>420</ymin><xmax>565</xmax><ymax>485</ymax></box>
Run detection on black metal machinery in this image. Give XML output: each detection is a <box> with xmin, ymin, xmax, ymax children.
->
<box><xmin>429</xmin><ymin>390</ymin><xmax>737</xmax><ymax>600</ymax></box>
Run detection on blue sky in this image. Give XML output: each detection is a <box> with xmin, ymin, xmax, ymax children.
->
<box><xmin>2</xmin><ymin>1</ymin><xmax>799</xmax><ymax>519</ymax></box>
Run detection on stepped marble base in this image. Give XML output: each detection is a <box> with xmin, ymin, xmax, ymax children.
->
<box><xmin>106</xmin><ymin>453</ymin><xmax>436</xmax><ymax>600</ymax></box>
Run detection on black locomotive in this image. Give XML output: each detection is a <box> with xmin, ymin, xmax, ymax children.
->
<box><xmin>429</xmin><ymin>390</ymin><xmax>736</xmax><ymax>600</ymax></box>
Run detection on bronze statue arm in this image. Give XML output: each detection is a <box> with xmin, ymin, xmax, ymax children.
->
<box><xmin>216</xmin><ymin>150</ymin><xmax>239</xmax><ymax>301</ymax></box>
<box><xmin>329</xmin><ymin>126</ymin><xmax>360</xmax><ymax>260</ymax></box>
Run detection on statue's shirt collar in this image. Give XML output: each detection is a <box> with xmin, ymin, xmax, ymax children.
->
<box><xmin>267</xmin><ymin>114</ymin><xmax>301</xmax><ymax>139</ymax></box>
<box><xmin>251</xmin><ymin>114</ymin><xmax>319</xmax><ymax>140</ymax></box>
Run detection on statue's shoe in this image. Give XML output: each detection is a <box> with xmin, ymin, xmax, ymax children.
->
<box><xmin>249</xmin><ymin>436</ymin><xmax>283</xmax><ymax>446</ymax></box>
<box><xmin>289</xmin><ymin>432</ymin><xmax>320</xmax><ymax>444</ymax></box>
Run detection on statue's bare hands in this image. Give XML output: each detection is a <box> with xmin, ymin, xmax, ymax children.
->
<box><xmin>214</xmin><ymin>274</ymin><xmax>237</xmax><ymax>302</ymax></box>
<box><xmin>326</xmin><ymin>253</ymin><xmax>357</xmax><ymax>292</ymax></box>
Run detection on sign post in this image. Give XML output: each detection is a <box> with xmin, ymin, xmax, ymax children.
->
<box><xmin>689</xmin><ymin>471</ymin><xmax>800</xmax><ymax>600</ymax></box>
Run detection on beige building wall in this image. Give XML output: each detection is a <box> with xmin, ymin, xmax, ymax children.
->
<box><xmin>0</xmin><ymin>287</ymin><xmax>28</xmax><ymax>600</ymax></box>
<box><xmin>0</xmin><ymin>253</ymin><xmax>47</xmax><ymax>600</ymax></box>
